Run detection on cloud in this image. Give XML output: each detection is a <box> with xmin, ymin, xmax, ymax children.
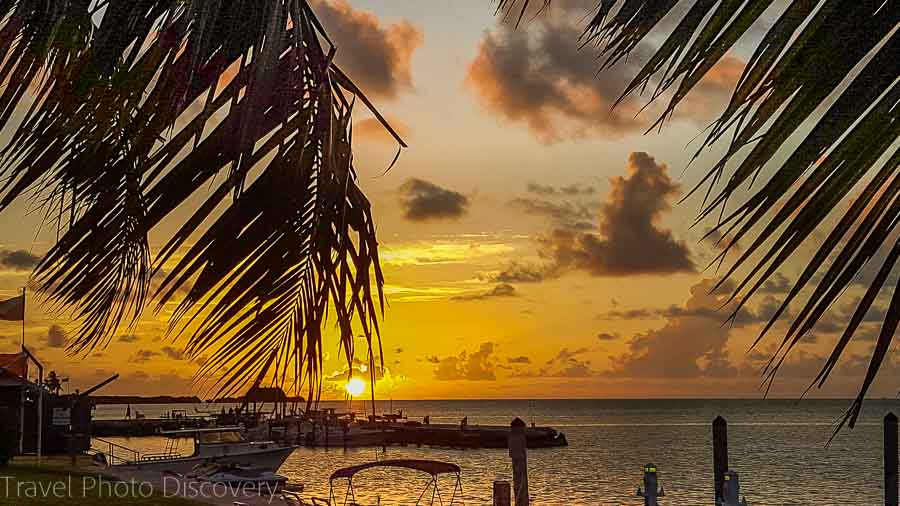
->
<box><xmin>510</xmin><ymin>197</ymin><xmax>595</xmax><ymax>230</ymax></box>
<box><xmin>466</xmin><ymin>16</ymin><xmax>644</xmax><ymax>143</ymax></box>
<box><xmin>311</xmin><ymin>0</ymin><xmax>423</xmax><ymax>99</ymax></box>
<box><xmin>596</xmin><ymin>332</ymin><xmax>619</xmax><ymax>341</ymax></box>
<box><xmin>485</xmin><ymin>262</ymin><xmax>558</xmax><ymax>284</ymax></box>
<box><xmin>0</xmin><ymin>249</ymin><xmax>40</xmax><ymax>271</ymax></box>
<box><xmin>607</xmin><ymin>279</ymin><xmax>738</xmax><ymax>379</ymax></box>
<box><xmin>507</xmin><ymin>356</ymin><xmax>531</xmax><ymax>364</ymax></box>
<box><xmin>451</xmin><ymin>283</ymin><xmax>518</xmax><ymax>302</ymax></box>
<box><xmin>759</xmin><ymin>273</ymin><xmax>792</xmax><ymax>294</ymax></box>
<box><xmin>526</xmin><ymin>183</ymin><xmax>595</xmax><ymax>196</ymax></box>
<box><xmin>129</xmin><ymin>349</ymin><xmax>160</xmax><ymax>363</ymax></box>
<box><xmin>398</xmin><ymin>178</ymin><xmax>470</xmax><ymax>222</ymax></box>
<box><xmin>160</xmin><ymin>346</ymin><xmax>185</xmax><ymax>360</ymax></box>
<box><xmin>432</xmin><ymin>342</ymin><xmax>498</xmax><ymax>381</ymax></box>
<box><xmin>538</xmin><ymin>152</ymin><xmax>694</xmax><ymax>277</ymax></box>
<box><xmin>45</xmin><ymin>325</ymin><xmax>67</xmax><ymax>348</ymax></box>
<box><xmin>466</xmin><ymin>2</ymin><xmax>747</xmax><ymax>143</ymax></box>
<box><xmin>516</xmin><ymin>347</ymin><xmax>595</xmax><ymax>378</ymax></box>
<box><xmin>490</xmin><ymin>153</ymin><xmax>694</xmax><ymax>283</ymax></box>
<box><xmin>118</xmin><ymin>334</ymin><xmax>140</xmax><ymax>343</ymax></box>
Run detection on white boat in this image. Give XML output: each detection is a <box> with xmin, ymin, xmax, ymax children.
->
<box><xmin>93</xmin><ymin>426</ymin><xmax>297</xmax><ymax>475</ymax></box>
<box><xmin>190</xmin><ymin>462</ymin><xmax>290</xmax><ymax>489</ymax></box>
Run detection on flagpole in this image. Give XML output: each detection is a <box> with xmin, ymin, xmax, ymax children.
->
<box><xmin>21</xmin><ymin>286</ymin><xmax>25</xmax><ymax>351</ymax></box>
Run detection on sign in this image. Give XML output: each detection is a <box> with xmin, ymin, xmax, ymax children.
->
<box><xmin>52</xmin><ymin>407</ymin><xmax>70</xmax><ymax>426</ymax></box>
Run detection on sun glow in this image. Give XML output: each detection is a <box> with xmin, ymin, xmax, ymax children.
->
<box><xmin>346</xmin><ymin>378</ymin><xmax>366</xmax><ymax>397</ymax></box>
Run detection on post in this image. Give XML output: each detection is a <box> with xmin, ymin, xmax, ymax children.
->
<box><xmin>509</xmin><ymin>417</ymin><xmax>529</xmax><ymax>506</ymax></box>
<box><xmin>886</xmin><ymin>412</ymin><xmax>898</xmax><ymax>506</ymax></box>
<box><xmin>713</xmin><ymin>415</ymin><xmax>728</xmax><ymax>504</ymax></box>
<box><xmin>36</xmin><ymin>388</ymin><xmax>42</xmax><ymax>465</ymax></box>
<box><xmin>493</xmin><ymin>481</ymin><xmax>511</xmax><ymax>506</ymax></box>
<box><xmin>18</xmin><ymin>385</ymin><xmax>25</xmax><ymax>455</ymax></box>
<box><xmin>640</xmin><ymin>464</ymin><xmax>664</xmax><ymax>506</ymax></box>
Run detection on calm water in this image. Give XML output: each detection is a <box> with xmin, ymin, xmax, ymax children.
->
<box><xmin>95</xmin><ymin>399</ymin><xmax>900</xmax><ymax>504</ymax></box>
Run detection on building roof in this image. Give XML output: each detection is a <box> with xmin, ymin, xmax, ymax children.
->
<box><xmin>0</xmin><ymin>353</ymin><xmax>26</xmax><ymax>381</ymax></box>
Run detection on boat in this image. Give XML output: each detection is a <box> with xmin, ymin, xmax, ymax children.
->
<box><xmin>91</xmin><ymin>426</ymin><xmax>297</xmax><ymax>475</ymax></box>
<box><xmin>326</xmin><ymin>459</ymin><xmax>463</xmax><ymax>506</ymax></box>
<box><xmin>189</xmin><ymin>462</ymin><xmax>290</xmax><ymax>490</ymax></box>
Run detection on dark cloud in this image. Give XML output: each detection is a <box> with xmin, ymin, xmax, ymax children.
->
<box><xmin>596</xmin><ymin>332</ymin><xmax>619</xmax><ymax>341</ymax></box>
<box><xmin>466</xmin><ymin>16</ymin><xmax>644</xmax><ymax>143</ymax></box>
<box><xmin>310</xmin><ymin>0</ymin><xmax>423</xmax><ymax>99</ymax></box>
<box><xmin>466</xmin><ymin>3</ymin><xmax>743</xmax><ymax>143</ymax></box>
<box><xmin>451</xmin><ymin>283</ymin><xmax>518</xmax><ymax>302</ymax></box>
<box><xmin>0</xmin><ymin>249</ymin><xmax>40</xmax><ymax>271</ymax></box>
<box><xmin>395</xmin><ymin>347</ymin><xmax>404</xmax><ymax>354</ymax></box>
<box><xmin>118</xmin><ymin>334</ymin><xmax>140</xmax><ymax>343</ymax></box>
<box><xmin>538</xmin><ymin>152</ymin><xmax>694</xmax><ymax>276</ymax></box>
<box><xmin>544</xmin><ymin>153</ymin><xmax>694</xmax><ymax>276</ymax></box>
<box><xmin>491</xmin><ymin>153</ymin><xmax>694</xmax><ymax>283</ymax></box>
<box><xmin>486</xmin><ymin>262</ymin><xmax>557</xmax><ymax>284</ymax></box>
<box><xmin>398</xmin><ymin>178</ymin><xmax>469</xmax><ymax>222</ymax></box>
<box><xmin>526</xmin><ymin>182</ymin><xmax>595</xmax><ymax>196</ymax></box>
<box><xmin>45</xmin><ymin>325</ymin><xmax>67</xmax><ymax>348</ymax></box>
<box><xmin>507</xmin><ymin>356</ymin><xmax>531</xmax><ymax>364</ymax></box>
<box><xmin>129</xmin><ymin>349</ymin><xmax>160</xmax><ymax>364</ymax></box>
<box><xmin>759</xmin><ymin>273</ymin><xmax>792</xmax><ymax>294</ymax></box>
<box><xmin>516</xmin><ymin>347</ymin><xmax>594</xmax><ymax>378</ymax></box>
<box><xmin>432</xmin><ymin>342</ymin><xmax>498</xmax><ymax>381</ymax></box>
<box><xmin>510</xmin><ymin>197</ymin><xmax>595</xmax><ymax>230</ymax></box>
<box><xmin>160</xmin><ymin>346</ymin><xmax>185</xmax><ymax>360</ymax></box>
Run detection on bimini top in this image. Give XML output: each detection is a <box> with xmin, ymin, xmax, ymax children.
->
<box><xmin>160</xmin><ymin>426</ymin><xmax>244</xmax><ymax>436</ymax></box>
<box><xmin>330</xmin><ymin>459</ymin><xmax>461</xmax><ymax>481</ymax></box>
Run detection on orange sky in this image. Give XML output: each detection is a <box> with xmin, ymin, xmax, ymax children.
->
<box><xmin>0</xmin><ymin>0</ymin><xmax>896</xmax><ymax>401</ymax></box>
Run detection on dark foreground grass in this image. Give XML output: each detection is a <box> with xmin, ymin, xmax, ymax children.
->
<box><xmin>0</xmin><ymin>465</ymin><xmax>201</xmax><ymax>505</ymax></box>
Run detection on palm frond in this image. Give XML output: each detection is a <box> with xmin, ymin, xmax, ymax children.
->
<box><xmin>498</xmin><ymin>0</ymin><xmax>900</xmax><ymax>426</ymax></box>
<box><xmin>0</xmin><ymin>0</ymin><xmax>399</xmax><ymax>400</ymax></box>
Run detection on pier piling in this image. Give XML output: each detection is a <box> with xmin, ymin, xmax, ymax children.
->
<box><xmin>886</xmin><ymin>412</ymin><xmax>898</xmax><ymax>506</ymax></box>
<box><xmin>713</xmin><ymin>415</ymin><xmax>728</xmax><ymax>504</ymax></box>
<box><xmin>493</xmin><ymin>481</ymin><xmax>511</xmax><ymax>506</ymax></box>
<box><xmin>509</xmin><ymin>417</ymin><xmax>530</xmax><ymax>506</ymax></box>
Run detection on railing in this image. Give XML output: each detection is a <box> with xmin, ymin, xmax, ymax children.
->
<box><xmin>91</xmin><ymin>437</ymin><xmax>141</xmax><ymax>465</ymax></box>
<box><xmin>139</xmin><ymin>452</ymin><xmax>182</xmax><ymax>462</ymax></box>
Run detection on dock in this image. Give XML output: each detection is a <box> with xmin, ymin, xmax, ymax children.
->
<box><xmin>267</xmin><ymin>419</ymin><xmax>568</xmax><ymax>449</ymax></box>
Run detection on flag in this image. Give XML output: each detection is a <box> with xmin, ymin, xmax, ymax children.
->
<box><xmin>0</xmin><ymin>294</ymin><xmax>24</xmax><ymax>321</ymax></box>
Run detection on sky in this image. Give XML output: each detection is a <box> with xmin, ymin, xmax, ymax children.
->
<box><xmin>0</xmin><ymin>0</ymin><xmax>896</xmax><ymax>401</ymax></box>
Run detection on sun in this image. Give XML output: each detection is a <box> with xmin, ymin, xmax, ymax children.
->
<box><xmin>346</xmin><ymin>378</ymin><xmax>365</xmax><ymax>397</ymax></box>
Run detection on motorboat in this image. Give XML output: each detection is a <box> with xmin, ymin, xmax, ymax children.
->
<box><xmin>190</xmin><ymin>462</ymin><xmax>290</xmax><ymax>490</ymax></box>
<box><xmin>92</xmin><ymin>426</ymin><xmax>297</xmax><ymax>475</ymax></box>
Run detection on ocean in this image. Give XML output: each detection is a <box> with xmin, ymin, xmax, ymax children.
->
<box><xmin>93</xmin><ymin>399</ymin><xmax>899</xmax><ymax>505</ymax></box>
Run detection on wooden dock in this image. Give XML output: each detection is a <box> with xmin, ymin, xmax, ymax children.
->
<box><xmin>268</xmin><ymin>420</ymin><xmax>569</xmax><ymax>449</ymax></box>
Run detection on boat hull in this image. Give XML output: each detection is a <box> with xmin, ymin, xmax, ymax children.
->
<box><xmin>116</xmin><ymin>446</ymin><xmax>296</xmax><ymax>475</ymax></box>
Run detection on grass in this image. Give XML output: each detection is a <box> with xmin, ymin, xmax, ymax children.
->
<box><xmin>0</xmin><ymin>465</ymin><xmax>201</xmax><ymax>505</ymax></box>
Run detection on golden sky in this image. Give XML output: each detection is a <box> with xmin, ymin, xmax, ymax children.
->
<box><xmin>0</xmin><ymin>0</ymin><xmax>896</xmax><ymax>400</ymax></box>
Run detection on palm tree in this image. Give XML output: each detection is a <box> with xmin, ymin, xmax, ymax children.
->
<box><xmin>0</xmin><ymin>1</ymin><xmax>400</xmax><ymax>402</ymax></box>
<box><xmin>496</xmin><ymin>0</ymin><xmax>899</xmax><ymax>428</ymax></box>
<box><xmin>1</xmin><ymin>1</ymin><xmax>897</xmax><ymax>428</ymax></box>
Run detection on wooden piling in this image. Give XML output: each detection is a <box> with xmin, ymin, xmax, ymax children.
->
<box><xmin>713</xmin><ymin>415</ymin><xmax>728</xmax><ymax>503</ymax></box>
<box><xmin>509</xmin><ymin>417</ymin><xmax>529</xmax><ymax>506</ymax></box>
<box><xmin>886</xmin><ymin>412</ymin><xmax>898</xmax><ymax>506</ymax></box>
<box><xmin>493</xmin><ymin>481</ymin><xmax>511</xmax><ymax>506</ymax></box>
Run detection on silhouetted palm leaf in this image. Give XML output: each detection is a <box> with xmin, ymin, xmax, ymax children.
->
<box><xmin>0</xmin><ymin>0</ymin><xmax>400</xmax><ymax>401</ymax></box>
<box><xmin>499</xmin><ymin>0</ymin><xmax>899</xmax><ymax>428</ymax></box>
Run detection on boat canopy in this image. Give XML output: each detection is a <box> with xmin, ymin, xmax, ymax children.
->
<box><xmin>160</xmin><ymin>426</ymin><xmax>244</xmax><ymax>436</ymax></box>
<box><xmin>330</xmin><ymin>459</ymin><xmax>461</xmax><ymax>481</ymax></box>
